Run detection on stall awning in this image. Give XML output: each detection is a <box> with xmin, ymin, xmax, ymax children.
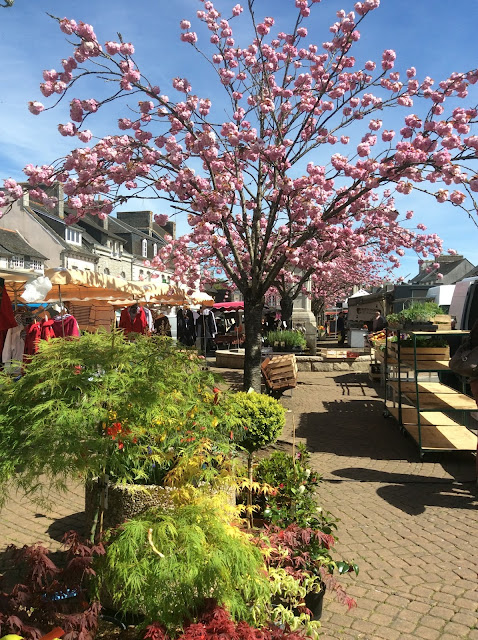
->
<box><xmin>213</xmin><ymin>301</ymin><xmax>244</xmax><ymax>310</ymax></box>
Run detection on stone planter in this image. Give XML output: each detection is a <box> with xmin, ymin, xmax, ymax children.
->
<box><xmin>85</xmin><ymin>480</ymin><xmax>236</xmax><ymax>533</ymax></box>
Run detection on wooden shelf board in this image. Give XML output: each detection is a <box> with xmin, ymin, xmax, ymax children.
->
<box><xmin>404</xmin><ymin>424</ymin><xmax>477</xmax><ymax>451</ymax></box>
<box><xmin>388</xmin><ymin>382</ymin><xmax>460</xmax><ymax>395</ymax></box>
<box><xmin>407</xmin><ymin>330</ymin><xmax>469</xmax><ymax>335</ymax></box>
<box><xmin>401</xmin><ymin>360</ymin><xmax>450</xmax><ymax>371</ymax></box>
<box><xmin>387</xmin><ymin>408</ymin><xmax>476</xmax><ymax>451</ymax></box>
<box><xmin>409</xmin><ymin>392</ymin><xmax>477</xmax><ymax>411</ymax></box>
<box><xmin>388</xmin><ymin>407</ymin><xmax>464</xmax><ymax>427</ymax></box>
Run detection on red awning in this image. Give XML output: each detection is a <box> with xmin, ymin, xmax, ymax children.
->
<box><xmin>213</xmin><ymin>301</ymin><xmax>244</xmax><ymax>310</ymax></box>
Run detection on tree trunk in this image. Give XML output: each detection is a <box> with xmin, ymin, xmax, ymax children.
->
<box><xmin>243</xmin><ymin>294</ymin><xmax>264</xmax><ymax>392</ymax></box>
<box><xmin>280</xmin><ymin>294</ymin><xmax>294</xmax><ymax>329</ymax></box>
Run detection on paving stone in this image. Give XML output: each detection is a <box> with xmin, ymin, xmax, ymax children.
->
<box><xmin>410</xmin><ymin>626</ymin><xmax>442</xmax><ymax>640</ymax></box>
<box><xmin>3</xmin><ymin>370</ymin><xmax>478</xmax><ymax>640</ymax></box>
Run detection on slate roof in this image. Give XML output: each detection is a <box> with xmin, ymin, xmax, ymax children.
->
<box><xmin>0</xmin><ymin>228</ymin><xmax>46</xmax><ymax>259</ymax></box>
<box><xmin>410</xmin><ymin>257</ymin><xmax>474</xmax><ymax>285</ymax></box>
<box><xmin>27</xmin><ymin>205</ymin><xmax>97</xmax><ymax>258</ymax></box>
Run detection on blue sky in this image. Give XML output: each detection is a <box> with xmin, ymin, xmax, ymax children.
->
<box><xmin>0</xmin><ymin>0</ymin><xmax>477</xmax><ymax>281</ymax></box>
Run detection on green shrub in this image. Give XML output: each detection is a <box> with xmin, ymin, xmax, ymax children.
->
<box><xmin>253</xmin><ymin>445</ymin><xmax>324</xmax><ymax>527</ymax></box>
<box><xmin>387</xmin><ymin>302</ymin><xmax>442</xmax><ymax>326</ymax></box>
<box><xmin>266</xmin><ymin>330</ymin><xmax>306</xmax><ymax>350</ymax></box>
<box><xmin>229</xmin><ymin>391</ymin><xmax>286</xmax><ymax>454</ymax></box>
<box><xmin>94</xmin><ymin>496</ymin><xmax>271</xmax><ymax>631</ymax></box>
<box><xmin>227</xmin><ymin>391</ymin><xmax>285</xmax><ymax>527</ymax></box>
<box><xmin>0</xmin><ymin>330</ymin><xmax>238</xmax><ymax>514</ymax></box>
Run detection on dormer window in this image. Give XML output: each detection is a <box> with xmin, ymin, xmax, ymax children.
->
<box><xmin>65</xmin><ymin>228</ymin><xmax>82</xmax><ymax>245</ymax></box>
<box><xmin>112</xmin><ymin>241</ymin><xmax>122</xmax><ymax>257</ymax></box>
<box><xmin>9</xmin><ymin>255</ymin><xmax>24</xmax><ymax>269</ymax></box>
<box><xmin>142</xmin><ymin>239</ymin><xmax>148</xmax><ymax>258</ymax></box>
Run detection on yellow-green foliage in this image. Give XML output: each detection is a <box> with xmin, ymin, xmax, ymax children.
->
<box><xmin>0</xmin><ymin>330</ymin><xmax>239</xmax><ymax>506</ymax></box>
<box><xmin>228</xmin><ymin>391</ymin><xmax>285</xmax><ymax>453</ymax></box>
<box><xmin>95</xmin><ymin>494</ymin><xmax>272</xmax><ymax>631</ymax></box>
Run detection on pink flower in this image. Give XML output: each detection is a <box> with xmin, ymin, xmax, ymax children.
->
<box><xmin>232</xmin><ymin>4</ymin><xmax>243</xmax><ymax>16</ymax></box>
<box><xmin>58</xmin><ymin>122</ymin><xmax>77</xmax><ymax>136</ymax></box>
<box><xmin>77</xmin><ymin>130</ymin><xmax>92</xmax><ymax>142</ymax></box>
<box><xmin>120</xmin><ymin>43</ymin><xmax>135</xmax><ymax>56</ymax></box>
<box><xmin>105</xmin><ymin>41</ymin><xmax>121</xmax><ymax>55</ymax></box>
<box><xmin>180</xmin><ymin>20</ymin><xmax>191</xmax><ymax>29</ymax></box>
<box><xmin>382</xmin><ymin>130</ymin><xmax>395</xmax><ymax>142</ymax></box>
<box><xmin>28</xmin><ymin>101</ymin><xmax>45</xmax><ymax>115</ymax></box>
<box><xmin>357</xmin><ymin>143</ymin><xmax>370</xmax><ymax>157</ymax></box>
<box><xmin>155</xmin><ymin>214</ymin><xmax>169</xmax><ymax>226</ymax></box>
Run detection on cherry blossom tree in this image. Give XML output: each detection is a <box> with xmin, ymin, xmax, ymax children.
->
<box><xmin>1</xmin><ymin>0</ymin><xmax>477</xmax><ymax>390</ymax></box>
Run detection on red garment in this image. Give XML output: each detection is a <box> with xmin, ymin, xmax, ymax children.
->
<box><xmin>0</xmin><ymin>329</ymin><xmax>7</xmax><ymax>356</ymax></box>
<box><xmin>119</xmin><ymin>306</ymin><xmax>148</xmax><ymax>334</ymax></box>
<box><xmin>52</xmin><ymin>314</ymin><xmax>80</xmax><ymax>338</ymax></box>
<box><xmin>0</xmin><ymin>286</ymin><xmax>17</xmax><ymax>332</ymax></box>
<box><xmin>23</xmin><ymin>322</ymin><xmax>42</xmax><ymax>358</ymax></box>
<box><xmin>41</xmin><ymin>318</ymin><xmax>56</xmax><ymax>341</ymax></box>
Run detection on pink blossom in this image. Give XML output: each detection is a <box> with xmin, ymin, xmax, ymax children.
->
<box><xmin>120</xmin><ymin>43</ymin><xmax>135</xmax><ymax>56</ymax></box>
<box><xmin>105</xmin><ymin>41</ymin><xmax>121</xmax><ymax>55</ymax></box>
<box><xmin>77</xmin><ymin>130</ymin><xmax>93</xmax><ymax>143</ymax></box>
<box><xmin>180</xmin><ymin>20</ymin><xmax>191</xmax><ymax>29</ymax></box>
<box><xmin>155</xmin><ymin>214</ymin><xmax>169</xmax><ymax>226</ymax></box>
<box><xmin>232</xmin><ymin>4</ymin><xmax>243</xmax><ymax>16</ymax></box>
<box><xmin>382</xmin><ymin>130</ymin><xmax>395</xmax><ymax>142</ymax></box>
<box><xmin>357</xmin><ymin>143</ymin><xmax>370</xmax><ymax>157</ymax></box>
<box><xmin>58</xmin><ymin>122</ymin><xmax>77</xmax><ymax>136</ymax></box>
<box><xmin>28</xmin><ymin>101</ymin><xmax>45</xmax><ymax>115</ymax></box>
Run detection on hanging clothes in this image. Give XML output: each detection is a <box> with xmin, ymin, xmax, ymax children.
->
<box><xmin>154</xmin><ymin>313</ymin><xmax>172</xmax><ymax>337</ymax></box>
<box><xmin>41</xmin><ymin>318</ymin><xmax>56</xmax><ymax>341</ymax></box>
<box><xmin>119</xmin><ymin>304</ymin><xmax>148</xmax><ymax>334</ymax></box>
<box><xmin>195</xmin><ymin>309</ymin><xmax>217</xmax><ymax>353</ymax></box>
<box><xmin>23</xmin><ymin>321</ymin><xmax>42</xmax><ymax>358</ymax></box>
<box><xmin>177</xmin><ymin>308</ymin><xmax>196</xmax><ymax>346</ymax></box>
<box><xmin>52</xmin><ymin>314</ymin><xmax>80</xmax><ymax>338</ymax></box>
<box><xmin>2</xmin><ymin>323</ymin><xmax>25</xmax><ymax>374</ymax></box>
<box><xmin>144</xmin><ymin>307</ymin><xmax>154</xmax><ymax>333</ymax></box>
<box><xmin>0</xmin><ymin>284</ymin><xmax>17</xmax><ymax>332</ymax></box>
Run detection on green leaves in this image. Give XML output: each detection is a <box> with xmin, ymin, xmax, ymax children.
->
<box><xmin>0</xmin><ymin>330</ymin><xmax>238</xmax><ymax>506</ymax></box>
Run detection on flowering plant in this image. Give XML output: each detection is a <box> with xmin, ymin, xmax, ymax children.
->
<box><xmin>253</xmin><ymin>445</ymin><xmax>322</xmax><ymax>527</ymax></box>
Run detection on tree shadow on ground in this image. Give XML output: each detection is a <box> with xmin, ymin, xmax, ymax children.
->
<box><xmin>330</xmin><ymin>467</ymin><xmax>478</xmax><ymax>515</ymax></box>
<box><xmin>47</xmin><ymin>511</ymin><xmax>85</xmax><ymax>542</ymax></box>
<box><xmin>330</xmin><ymin>372</ymin><xmax>373</xmax><ymax>397</ymax></box>
<box><xmin>295</xmin><ymin>399</ymin><xmax>419</xmax><ymax>462</ymax></box>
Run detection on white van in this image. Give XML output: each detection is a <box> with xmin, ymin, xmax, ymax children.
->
<box><xmin>449</xmin><ymin>277</ymin><xmax>478</xmax><ymax>329</ymax></box>
<box><xmin>426</xmin><ymin>284</ymin><xmax>455</xmax><ymax>312</ymax></box>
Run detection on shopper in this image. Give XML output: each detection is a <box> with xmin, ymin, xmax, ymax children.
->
<box><xmin>337</xmin><ymin>312</ymin><xmax>346</xmax><ymax>345</ymax></box>
<box><xmin>372</xmin><ymin>310</ymin><xmax>386</xmax><ymax>332</ymax></box>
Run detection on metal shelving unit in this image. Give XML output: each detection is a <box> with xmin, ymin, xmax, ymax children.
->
<box><xmin>384</xmin><ymin>330</ymin><xmax>477</xmax><ymax>459</ymax></box>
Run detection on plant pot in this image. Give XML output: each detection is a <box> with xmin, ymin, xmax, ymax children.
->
<box><xmin>85</xmin><ymin>480</ymin><xmax>236</xmax><ymax>534</ymax></box>
<box><xmin>305</xmin><ymin>584</ymin><xmax>326</xmax><ymax>620</ymax></box>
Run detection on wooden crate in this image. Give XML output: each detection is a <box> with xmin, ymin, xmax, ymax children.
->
<box><xmin>390</xmin><ymin>344</ymin><xmax>450</xmax><ymax>360</ymax></box>
<box><xmin>262</xmin><ymin>354</ymin><xmax>298</xmax><ymax>391</ymax></box>
<box><xmin>432</xmin><ymin>314</ymin><xmax>452</xmax><ymax>330</ymax></box>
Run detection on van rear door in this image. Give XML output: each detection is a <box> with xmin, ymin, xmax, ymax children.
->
<box><xmin>462</xmin><ymin>281</ymin><xmax>478</xmax><ymax>330</ymax></box>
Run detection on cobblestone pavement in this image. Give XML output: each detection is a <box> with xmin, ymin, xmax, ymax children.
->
<box><xmin>279</xmin><ymin>372</ymin><xmax>478</xmax><ymax>640</ymax></box>
<box><xmin>0</xmin><ymin>370</ymin><xmax>477</xmax><ymax>640</ymax></box>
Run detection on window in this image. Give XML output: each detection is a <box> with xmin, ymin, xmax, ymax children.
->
<box><xmin>153</xmin><ymin>243</ymin><xmax>158</xmax><ymax>256</ymax></box>
<box><xmin>65</xmin><ymin>228</ymin><xmax>82</xmax><ymax>245</ymax></box>
<box><xmin>112</xmin><ymin>241</ymin><xmax>122</xmax><ymax>257</ymax></box>
<box><xmin>120</xmin><ymin>271</ymin><xmax>126</xmax><ymax>279</ymax></box>
<box><xmin>30</xmin><ymin>259</ymin><xmax>43</xmax><ymax>271</ymax></box>
<box><xmin>142</xmin><ymin>239</ymin><xmax>148</xmax><ymax>258</ymax></box>
<box><xmin>104</xmin><ymin>267</ymin><xmax>110</xmax><ymax>275</ymax></box>
<box><xmin>162</xmin><ymin>275</ymin><xmax>167</xmax><ymax>283</ymax></box>
<box><xmin>9</xmin><ymin>255</ymin><xmax>24</xmax><ymax>269</ymax></box>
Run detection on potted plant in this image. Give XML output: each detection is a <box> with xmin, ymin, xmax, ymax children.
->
<box><xmin>389</xmin><ymin>301</ymin><xmax>442</xmax><ymax>331</ymax></box>
<box><xmin>252</xmin><ymin>445</ymin><xmax>321</xmax><ymax>527</ymax></box>
<box><xmin>226</xmin><ymin>391</ymin><xmax>285</xmax><ymax>528</ymax></box>
<box><xmin>265</xmin><ymin>330</ymin><xmax>307</xmax><ymax>353</ymax></box>
<box><xmin>93</xmin><ymin>494</ymin><xmax>272</xmax><ymax>630</ymax></box>
<box><xmin>0</xmin><ymin>330</ymin><xmax>241</xmax><ymax>542</ymax></box>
